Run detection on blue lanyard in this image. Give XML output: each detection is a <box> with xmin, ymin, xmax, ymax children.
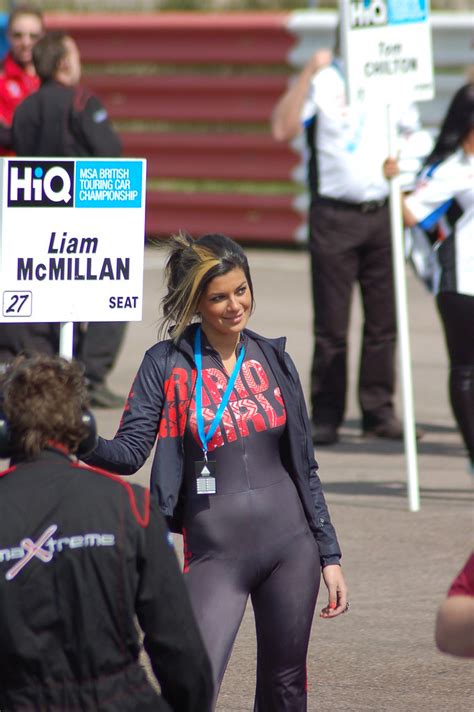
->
<box><xmin>194</xmin><ymin>326</ymin><xmax>245</xmax><ymax>459</ymax></box>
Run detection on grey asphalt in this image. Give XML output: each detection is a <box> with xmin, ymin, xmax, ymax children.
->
<box><xmin>8</xmin><ymin>244</ymin><xmax>472</xmax><ymax>711</ymax></box>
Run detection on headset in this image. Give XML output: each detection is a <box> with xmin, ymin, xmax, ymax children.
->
<box><xmin>0</xmin><ymin>407</ymin><xmax>97</xmax><ymax>460</ymax></box>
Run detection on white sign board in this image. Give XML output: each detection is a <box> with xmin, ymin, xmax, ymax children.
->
<box><xmin>340</xmin><ymin>0</ymin><xmax>434</xmax><ymax>105</ymax></box>
<box><xmin>0</xmin><ymin>157</ymin><xmax>146</xmax><ymax>323</ymax></box>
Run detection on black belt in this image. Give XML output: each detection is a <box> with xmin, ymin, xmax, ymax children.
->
<box><xmin>315</xmin><ymin>195</ymin><xmax>388</xmax><ymax>213</ymax></box>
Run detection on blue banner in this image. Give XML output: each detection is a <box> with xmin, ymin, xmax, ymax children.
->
<box><xmin>74</xmin><ymin>161</ymin><xmax>143</xmax><ymax>208</ymax></box>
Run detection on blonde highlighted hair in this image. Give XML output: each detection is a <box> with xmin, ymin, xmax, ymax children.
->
<box><xmin>159</xmin><ymin>232</ymin><xmax>254</xmax><ymax>342</ymax></box>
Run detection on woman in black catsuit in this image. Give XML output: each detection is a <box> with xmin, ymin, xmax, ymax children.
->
<box><xmin>85</xmin><ymin>232</ymin><xmax>349</xmax><ymax>711</ymax></box>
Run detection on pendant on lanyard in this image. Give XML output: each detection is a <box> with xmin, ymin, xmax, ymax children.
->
<box><xmin>194</xmin><ymin>326</ymin><xmax>245</xmax><ymax>495</ymax></box>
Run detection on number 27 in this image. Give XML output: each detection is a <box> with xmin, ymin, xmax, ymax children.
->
<box><xmin>3</xmin><ymin>292</ymin><xmax>32</xmax><ymax>316</ymax></box>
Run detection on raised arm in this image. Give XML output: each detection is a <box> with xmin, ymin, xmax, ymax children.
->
<box><xmin>271</xmin><ymin>49</ymin><xmax>332</xmax><ymax>142</ymax></box>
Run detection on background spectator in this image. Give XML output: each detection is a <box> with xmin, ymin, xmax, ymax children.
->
<box><xmin>272</xmin><ymin>30</ymin><xmax>424</xmax><ymax>446</ymax></box>
<box><xmin>0</xmin><ymin>1</ymin><xmax>43</xmax><ymax>153</ymax></box>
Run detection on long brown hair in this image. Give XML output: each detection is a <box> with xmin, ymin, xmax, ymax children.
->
<box><xmin>159</xmin><ymin>232</ymin><xmax>255</xmax><ymax>342</ymax></box>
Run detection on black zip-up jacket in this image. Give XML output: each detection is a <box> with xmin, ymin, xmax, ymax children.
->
<box><xmin>12</xmin><ymin>79</ymin><xmax>121</xmax><ymax>158</ymax></box>
<box><xmin>86</xmin><ymin>326</ymin><xmax>341</xmax><ymax>565</ymax></box>
<box><xmin>0</xmin><ymin>449</ymin><xmax>213</xmax><ymax>711</ymax></box>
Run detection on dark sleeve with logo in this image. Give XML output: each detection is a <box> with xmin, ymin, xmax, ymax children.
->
<box><xmin>68</xmin><ymin>87</ymin><xmax>122</xmax><ymax>158</ymax></box>
<box><xmin>137</xmin><ymin>495</ymin><xmax>213</xmax><ymax>711</ymax></box>
<box><xmin>12</xmin><ymin>83</ymin><xmax>121</xmax><ymax>159</ymax></box>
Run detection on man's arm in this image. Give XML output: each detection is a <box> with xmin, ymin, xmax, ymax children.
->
<box><xmin>12</xmin><ymin>98</ymin><xmax>39</xmax><ymax>156</ymax></box>
<box><xmin>72</xmin><ymin>89</ymin><xmax>122</xmax><ymax>157</ymax></box>
<box><xmin>271</xmin><ymin>49</ymin><xmax>331</xmax><ymax>142</ymax></box>
<box><xmin>435</xmin><ymin>596</ymin><xmax>474</xmax><ymax>658</ymax></box>
<box><xmin>435</xmin><ymin>553</ymin><xmax>474</xmax><ymax>658</ymax></box>
<box><xmin>382</xmin><ymin>157</ymin><xmax>421</xmax><ymax>227</ymax></box>
<box><xmin>0</xmin><ymin>122</ymin><xmax>12</xmax><ymax>149</ymax></box>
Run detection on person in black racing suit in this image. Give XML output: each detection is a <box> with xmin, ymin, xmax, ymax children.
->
<box><xmin>0</xmin><ymin>354</ymin><xmax>213</xmax><ymax>711</ymax></box>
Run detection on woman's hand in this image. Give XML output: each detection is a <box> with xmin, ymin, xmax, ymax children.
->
<box><xmin>320</xmin><ymin>564</ymin><xmax>349</xmax><ymax>619</ymax></box>
<box><xmin>383</xmin><ymin>156</ymin><xmax>400</xmax><ymax>179</ymax></box>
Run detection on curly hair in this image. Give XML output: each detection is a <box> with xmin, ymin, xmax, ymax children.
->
<box><xmin>0</xmin><ymin>354</ymin><xmax>89</xmax><ymax>459</ymax></box>
<box><xmin>159</xmin><ymin>231</ymin><xmax>255</xmax><ymax>342</ymax></box>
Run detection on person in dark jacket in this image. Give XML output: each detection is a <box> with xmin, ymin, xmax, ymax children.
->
<box><xmin>12</xmin><ymin>30</ymin><xmax>121</xmax><ymax>158</ymax></box>
<box><xmin>0</xmin><ymin>30</ymin><xmax>126</xmax><ymax>409</ymax></box>
<box><xmin>84</xmin><ymin>232</ymin><xmax>348</xmax><ymax>711</ymax></box>
<box><xmin>0</xmin><ymin>354</ymin><xmax>213</xmax><ymax>711</ymax></box>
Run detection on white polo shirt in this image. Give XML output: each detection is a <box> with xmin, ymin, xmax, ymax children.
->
<box><xmin>405</xmin><ymin>150</ymin><xmax>474</xmax><ymax>296</ymax></box>
<box><xmin>301</xmin><ymin>61</ymin><xmax>426</xmax><ymax>202</ymax></box>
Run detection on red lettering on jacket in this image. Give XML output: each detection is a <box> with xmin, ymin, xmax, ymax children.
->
<box><xmin>229</xmin><ymin>398</ymin><xmax>267</xmax><ymax>436</ymax></box>
<box><xmin>160</xmin><ymin>367</ymin><xmax>193</xmax><ymax>438</ymax></box>
<box><xmin>241</xmin><ymin>359</ymin><xmax>269</xmax><ymax>394</ymax></box>
<box><xmin>158</xmin><ymin>359</ymin><xmax>286</xmax><ymax>446</ymax></box>
<box><xmin>254</xmin><ymin>390</ymin><xmax>286</xmax><ymax>428</ymax></box>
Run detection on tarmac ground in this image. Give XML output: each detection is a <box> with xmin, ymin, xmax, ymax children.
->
<box><xmin>5</xmin><ymin>244</ymin><xmax>472</xmax><ymax>711</ymax></box>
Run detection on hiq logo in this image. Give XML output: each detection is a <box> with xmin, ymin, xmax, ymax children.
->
<box><xmin>350</xmin><ymin>0</ymin><xmax>387</xmax><ymax>28</ymax></box>
<box><xmin>8</xmin><ymin>161</ymin><xmax>75</xmax><ymax>207</ymax></box>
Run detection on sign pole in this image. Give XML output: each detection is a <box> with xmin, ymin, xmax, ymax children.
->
<box><xmin>387</xmin><ymin>103</ymin><xmax>420</xmax><ymax>512</ymax></box>
<box><xmin>59</xmin><ymin>321</ymin><xmax>74</xmax><ymax>361</ymax></box>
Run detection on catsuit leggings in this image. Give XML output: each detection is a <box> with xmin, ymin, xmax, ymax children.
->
<box><xmin>436</xmin><ymin>291</ymin><xmax>474</xmax><ymax>460</ymax></box>
<box><xmin>185</xmin><ymin>527</ymin><xmax>320</xmax><ymax>711</ymax></box>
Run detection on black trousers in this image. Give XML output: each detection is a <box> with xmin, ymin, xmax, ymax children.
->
<box><xmin>0</xmin><ymin>322</ymin><xmax>126</xmax><ymax>386</ymax></box>
<box><xmin>0</xmin><ymin>323</ymin><xmax>58</xmax><ymax>363</ymax></box>
<box><xmin>309</xmin><ymin>199</ymin><xmax>396</xmax><ymax>428</ymax></box>
<box><xmin>436</xmin><ymin>291</ymin><xmax>474</xmax><ymax>460</ymax></box>
<box><xmin>74</xmin><ymin>321</ymin><xmax>127</xmax><ymax>386</ymax></box>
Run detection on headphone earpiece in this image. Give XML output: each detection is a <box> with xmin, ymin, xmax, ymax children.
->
<box><xmin>0</xmin><ymin>409</ymin><xmax>12</xmax><ymax>459</ymax></box>
<box><xmin>76</xmin><ymin>409</ymin><xmax>98</xmax><ymax>458</ymax></box>
<box><xmin>0</xmin><ymin>408</ymin><xmax>97</xmax><ymax>460</ymax></box>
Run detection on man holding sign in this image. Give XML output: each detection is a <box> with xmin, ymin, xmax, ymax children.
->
<box><xmin>272</xmin><ymin>17</ymin><xmax>426</xmax><ymax>446</ymax></box>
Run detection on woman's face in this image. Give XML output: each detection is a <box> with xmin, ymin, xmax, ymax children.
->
<box><xmin>198</xmin><ymin>267</ymin><xmax>252</xmax><ymax>339</ymax></box>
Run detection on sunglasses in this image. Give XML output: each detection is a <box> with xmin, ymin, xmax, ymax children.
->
<box><xmin>11</xmin><ymin>32</ymin><xmax>42</xmax><ymax>40</ymax></box>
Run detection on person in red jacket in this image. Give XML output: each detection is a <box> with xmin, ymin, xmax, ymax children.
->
<box><xmin>0</xmin><ymin>2</ymin><xmax>44</xmax><ymax>152</ymax></box>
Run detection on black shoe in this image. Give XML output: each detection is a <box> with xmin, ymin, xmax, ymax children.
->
<box><xmin>312</xmin><ymin>423</ymin><xmax>339</xmax><ymax>445</ymax></box>
<box><xmin>88</xmin><ymin>383</ymin><xmax>125</xmax><ymax>409</ymax></box>
<box><xmin>363</xmin><ymin>417</ymin><xmax>424</xmax><ymax>441</ymax></box>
